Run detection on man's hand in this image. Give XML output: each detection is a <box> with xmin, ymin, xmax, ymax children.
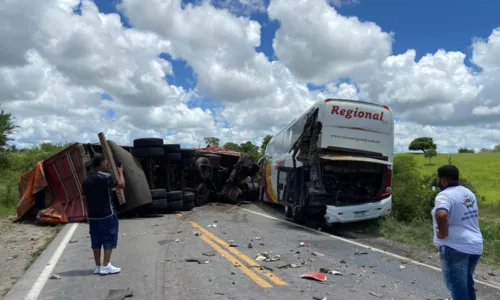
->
<box><xmin>436</xmin><ymin>226</ymin><xmax>448</xmax><ymax>239</ymax></box>
<box><xmin>118</xmin><ymin>165</ymin><xmax>123</xmax><ymax>174</ymax></box>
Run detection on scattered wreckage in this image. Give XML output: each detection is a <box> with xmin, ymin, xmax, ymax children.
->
<box><xmin>15</xmin><ymin>133</ymin><xmax>260</xmax><ymax>224</ymax></box>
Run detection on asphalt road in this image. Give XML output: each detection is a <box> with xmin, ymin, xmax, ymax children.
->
<box><xmin>7</xmin><ymin>203</ymin><xmax>500</xmax><ymax>300</ymax></box>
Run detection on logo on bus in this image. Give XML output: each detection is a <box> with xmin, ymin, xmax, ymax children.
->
<box><xmin>331</xmin><ymin>105</ymin><xmax>385</xmax><ymax>122</ymax></box>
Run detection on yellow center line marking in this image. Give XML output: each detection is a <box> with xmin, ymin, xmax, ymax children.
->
<box><xmin>190</xmin><ymin>221</ymin><xmax>288</xmax><ymax>286</ymax></box>
<box><xmin>195</xmin><ymin>230</ymin><xmax>273</xmax><ymax>288</ymax></box>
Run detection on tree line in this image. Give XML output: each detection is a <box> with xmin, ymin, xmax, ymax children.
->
<box><xmin>203</xmin><ymin>135</ymin><xmax>272</xmax><ymax>162</ymax></box>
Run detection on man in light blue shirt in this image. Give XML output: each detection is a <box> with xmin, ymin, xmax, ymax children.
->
<box><xmin>432</xmin><ymin>165</ymin><xmax>483</xmax><ymax>300</ymax></box>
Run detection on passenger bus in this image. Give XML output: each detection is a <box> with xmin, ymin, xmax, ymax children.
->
<box><xmin>259</xmin><ymin>98</ymin><xmax>394</xmax><ymax>224</ymax></box>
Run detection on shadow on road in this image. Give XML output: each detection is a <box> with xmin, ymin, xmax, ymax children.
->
<box><xmin>55</xmin><ymin>270</ymin><xmax>94</xmax><ymax>277</ymax></box>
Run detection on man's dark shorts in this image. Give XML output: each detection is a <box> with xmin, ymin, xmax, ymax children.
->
<box><xmin>88</xmin><ymin>214</ymin><xmax>119</xmax><ymax>250</ymax></box>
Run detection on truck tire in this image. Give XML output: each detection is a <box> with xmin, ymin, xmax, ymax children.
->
<box><xmin>133</xmin><ymin>138</ymin><xmax>164</xmax><ymax>148</ymax></box>
<box><xmin>167</xmin><ymin>191</ymin><xmax>183</xmax><ymax>201</ymax></box>
<box><xmin>181</xmin><ymin>149</ymin><xmax>196</xmax><ymax>157</ymax></box>
<box><xmin>196</xmin><ymin>157</ymin><xmax>211</xmax><ymax>180</ymax></box>
<box><xmin>195</xmin><ymin>183</ymin><xmax>209</xmax><ymax>206</ymax></box>
<box><xmin>164</xmin><ymin>144</ymin><xmax>181</xmax><ymax>153</ymax></box>
<box><xmin>183</xmin><ymin>191</ymin><xmax>195</xmax><ymax>203</ymax></box>
<box><xmin>151</xmin><ymin>198</ymin><xmax>168</xmax><ymax>210</ymax></box>
<box><xmin>150</xmin><ymin>189</ymin><xmax>167</xmax><ymax>200</ymax></box>
<box><xmin>167</xmin><ymin>199</ymin><xmax>183</xmax><ymax>212</ymax></box>
<box><xmin>131</xmin><ymin>147</ymin><xmax>164</xmax><ymax>158</ymax></box>
<box><xmin>166</xmin><ymin>152</ymin><xmax>182</xmax><ymax>162</ymax></box>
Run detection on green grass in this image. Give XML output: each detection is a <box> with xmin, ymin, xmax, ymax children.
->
<box><xmin>402</xmin><ymin>152</ymin><xmax>500</xmax><ymax>206</ymax></box>
<box><xmin>379</xmin><ymin>215</ymin><xmax>500</xmax><ymax>265</ymax></box>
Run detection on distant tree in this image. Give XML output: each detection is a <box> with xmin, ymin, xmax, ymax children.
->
<box><xmin>0</xmin><ymin>108</ymin><xmax>18</xmax><ymax>151</ymax></box>
<box><xmin>260</xmin><ymin>135</ymin><xmax>273</xmax><ymax>156</ymax></box>
<box><xmin>458</xmin><ymin>148</ymin><xmax>474</xmax><ymax>153</ymax></box>
<box><xmin>409</xmin><ymin>137</ymin><xmax>436</xmax><ymax>153</ymax></box>
<box><xmin>203</xmin><ymin>137</ymin><xmax>220</xmax><ymax>147</ymax></box>
<box><xmin>494</xmin><ymin>144</ymin><xmax>500</xmax><ymax>152</ymax></box>
<box><xmin>424</xmin><ymin>148</ymin><xmax>437</xmax><ymax>164</ymax></box>
<box><xmin>479</xmin><ymin>148</ymin><xmax>492</xmax><ymax>153</ymax></box>
<box><xmin>239</xmin><ymin>141</ymin><xmax>260</xmax><ymax>162</ymax></box>
<box><xmin>223</xmin><ymin>142</ymin><xmax>241</xmax><ymax>151</ymax></box>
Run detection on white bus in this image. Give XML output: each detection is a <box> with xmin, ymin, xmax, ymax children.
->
<box><xmin>259</xmin><ymin>98</ymin><xmax>394</xmax><ymax>224</ymax></box>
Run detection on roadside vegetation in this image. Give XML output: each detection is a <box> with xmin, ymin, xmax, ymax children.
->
<box><xmin>379</xmin><ymin>138</ymin><xmax>500</xmax><ymax>264</ymax></box>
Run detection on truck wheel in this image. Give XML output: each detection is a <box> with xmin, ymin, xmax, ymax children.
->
<box><xmin>167</xmin><ymin>199</ymin><xmax>183</xmax><ymax>212</ymax></box>
<box><xmin>150</xmin><ymin>189</ymin><xmax>167</xmax><ymax>199</ymax></box>
<box><xmin>196</xmin><ymin>157</ymin><xmax>211</xmax><ymax>180</ymax></box>
<box><xmin>285</xmin><ymin>205</ymin><xmax>293</xmax><ymax>218</ymax></box>
<box><xmin>167</xmin><ymin>191</ymin><xmax>183</xmax><ymax>202</ymax></box>
<box><xmin>182</xmin><ymin>192</ymin><xmax>195</xmax><ymax>211</ymax></box>
<box><xmin>131</xmin><ymin>147</ymin><xmax>164</xmax><ymax>158</ymax></box>
<box><xmin>292</xmin><ymin>206</ymin><xmax>306</xmax><ymax>223</ymax></box>
<box><xmin>195</xmin><ymin>183</ymin><xmax>209</xmax><ymax>206</ymax></box>
<box><xmin>133</xmin><ymin>138</ymin><xmax>164</xmax><ymax>148</ymax></box>
<box><xmin>164</xmin><ymin>144</ymin><xmax>181</xmax><ymax>153</ymax></box>
<box><xmin>151</xmin><ymin>198</ymin><xmax>168</xmax><ymax>210</ymax></box>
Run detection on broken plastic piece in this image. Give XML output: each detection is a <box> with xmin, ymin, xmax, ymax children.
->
<box><xmin>312</xmin><ymin>252</ymin><xmax>324</xmax><ymax>257</ymax></box>
<box><xmin>301</xmin><ymin>272</ymin><xmax>327</xmax><ymax>282</ymax></box>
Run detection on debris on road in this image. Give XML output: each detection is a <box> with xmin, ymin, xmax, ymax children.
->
<box><xmin>301</xmin><ymin>272</ymin><xmax>327</xmax><ymax>282</ymax></box>
<box><xmin>354</xmin><ymin>250</ymin><xmax>368</xmax><ymax>255</ymax></box>
<box><xmin>313</xmin><ymin>297</ymin><xmax>327</xmax><ymax>300</ymax></box>
<box><xmin>49</xmin><ymin>274</ymin><xmax>61</xmax><ymax>280</ymax></box>
<box><xmin>202</xmin><ymin>251</ymin><xmax>216</xmax><ymax>257</ymax></box>
<box><xmin>194</xmin><ymin>232</ymin><xmax>201</xmax><ymax>236</ymax></box>
<box><xmin>229</xmin><ymin>243</ymin><xmax>239</xmax><ymax>247</ymax></box>
<box><xmin>175</xmin><ymin>239</ymin><xmax>180</xmax><ymax>242</ymax></box>
<box><xmin>185</xmin><ymin>258</ymin><xmax>210</xmax><ymax>264</ymax></box>
<box><xmin>368</xmin><ymin>291</ymin><xmax>383</xmax><ymax>298</ymax></box>
<box><xmin>319</xmin><ymin>268</ymin><xmax>343</xmax><ymax>276</ymax></box>
<box><xmin>208</xmin><ymin>224</ymin><xmax>217</xmax><ymax>228</ymax></box>
<box><xmin>105</xmin><ymin>288</ymin><xmax>134</xmax><ymax>300</ymax></box>
<box><xmin>254</xmin><ymin>252</ymin><xmax>281</xmax><ymax>262</ymax></box>
<box><xmin>312</xmin><ymin>252</ymin><xmax>324</xmax><ymax>257</ymax></box>
<box><xmin>277</xmin><ymin>263</ymin><xmax>302</xmax><ymax>269</ymax></box>
<box><xmin>255</xmin><ymin>237</ymin><xmax>262</xmax><ymax>240</ymax></box>
<box><xmin>247</xmin><ymin>243</ymin><xmax>253</xmax><ymax>249</ymax></box>
<box><xmin>299</xmin><ymin>242</ymin><xmax>305</xmax><ymax>247</ymax></box>
<box><xmin>250</xmin><ymin>265</ymin><xmax>274</xmax><ymax>272</ymax></box>
<box><xmin>69</xmin><ymin>239</ymin><xmax>78</xmax><ymax>243</ymax></box>
<box><xmin>399</xmin><ymin>265</ymin><xmax>406</xmax><ymax>270</ymax></box>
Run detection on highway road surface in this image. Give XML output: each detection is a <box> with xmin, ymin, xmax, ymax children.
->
<box><xmin>4</xmin><ymin>203</ymin><xmax>500</xmax><ymax>300</ymax></box>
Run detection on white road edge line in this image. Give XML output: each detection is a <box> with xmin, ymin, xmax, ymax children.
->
<box><xmin>241</xmin><ymin>208</ymin><xmax>500</xmax><ymax>291</ymax></box>
<box><xmin>24</xmin><ymin>223</ymin><xmax>79</xmax><ymax>300</ymax></box>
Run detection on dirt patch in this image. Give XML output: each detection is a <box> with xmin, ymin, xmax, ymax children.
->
<box><xmin>0</xmin><ymin>216</ymin><xmax>60</xmax><ymax>297</ymax></box>
<box><xmin>357</xmin><ymin>235</ymin><xmax>500</xmax><ymax>287</ymax></box>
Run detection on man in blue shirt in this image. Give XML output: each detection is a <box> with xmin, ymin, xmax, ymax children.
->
<box><xmin>432</xmin><ymin>165</ymin><xmax>483</xmax><ymax>300</ymax></box>
<box><xmin>82</xmin><ymin>155</ymin><xmax>125</xmax><ymax>275</ymax></box>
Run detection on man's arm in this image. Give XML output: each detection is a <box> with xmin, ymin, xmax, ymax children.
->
<box><xmin>434</xmin><ymin>195</ymin><xmax>451</xmax><ymax>239</ymax></box>
<box><xmin>81</xmin><ymin>181</ymin><xmax>88</xmax><ymax>217</ymax></box>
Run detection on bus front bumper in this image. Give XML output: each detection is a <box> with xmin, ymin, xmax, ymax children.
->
<box><xmin>324</xmin><ymin>196</ymin><xmax>392</xmax><ymax>224</ymax></box>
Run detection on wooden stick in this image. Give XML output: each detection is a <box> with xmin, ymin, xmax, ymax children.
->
<box><xmin>98</xmin><ymin>132</ymin><xmax>126</xmax><ymax>205</ymax></box>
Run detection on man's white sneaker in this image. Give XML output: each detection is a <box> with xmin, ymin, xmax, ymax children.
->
<box><xmin>93</xmin><ymin>266</ymin><xmax>101</xmax><ymax>274</ymax></box>
<box><xmin>99</xmin><ymin>263</ymin><xmax>121</xmax><ymax>275</ymax></box>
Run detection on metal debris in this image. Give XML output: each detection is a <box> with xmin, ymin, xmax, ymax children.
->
<box><xmin>277</xmin><ymin>263</ymin><xmax>302</xmax><ymax>269</ymax></box>
<box><xmin>202</xmin><ymin>251</ymin><xmax>216</xmax><ymax>257</ymax></box>
<box><xmin>301</xmin><ymin>272</ymin><xmax>327</xmax><ymax>282</ymax></box>
<box><xmin>185</xmin><ymin>258</ymin><xmax>210</xmax><ymax>264</ymax></box>
<box><xmin>313</xmin><ymin>297</ymin><xmax>327</xmax><ymax>300</ymax></box>
<box><xmin>319</xmin><ymin>268</ymin><xmax>342</xmax><ymax>276</ymax></box>
<box><xmin>255</xmin><ymin>237</ymin><xmax>262</xmax><ymax>240</ymax></box>
<box><xmin>49</xmin><ymin>274</ymin><xmax>61</xmax><ymax>280</ymax></box>
<box><xmin>254</xmin><ymin>252</ymin><xmax>280</xmax><ymax>262</ymax></box>
<box><xmin>354</xmin><ymin>251</ymin><xmax>368</xmax><ymax>255</ymax></box>
<box><xmin>368</xmin><ymin>291</ymin><xmax>383</xmax><ymax>298</ymax></box>
<box><xmin>312</xmin><ymin>252</ymin><xmax>324</xmax><ymax>257</ymax></box>
<box><xmin>229</xmin><ymin>244</ymin><xmax>239</xmax><ymax>247</ymax></box>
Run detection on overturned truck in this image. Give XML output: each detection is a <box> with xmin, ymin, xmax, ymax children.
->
<box><xmin>15</xmin><ymin>134</ymin><xmax>260</xmax><ymax>224</ymax></box>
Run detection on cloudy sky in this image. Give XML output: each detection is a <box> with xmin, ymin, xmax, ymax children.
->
<box><xmin>1</xmin><ymin>0</ymin><xmax>499</xmax><ymax>153</ymax></box>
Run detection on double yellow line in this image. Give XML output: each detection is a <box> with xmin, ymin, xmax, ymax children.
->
<box><xmin>189</xmin><ymin>221</ymin><xmax>288</xmax><ymax>288</ymax></box>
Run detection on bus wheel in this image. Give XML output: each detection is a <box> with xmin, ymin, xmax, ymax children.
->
<box><xmin>292</xmin><ymin>206</ymin><xmax>305</xmax><ymax>223</ymax></box>
<box><xmin>284</xmin><ymin>205</ymin><xmax>293</xmax><ymax>218</ymax></box>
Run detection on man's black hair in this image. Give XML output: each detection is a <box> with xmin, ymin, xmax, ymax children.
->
<box><xmin>437</xmin><ymin>165</ymin><xmax>459</xmax><ymax>181</ymax></box>
<box><xmin>91</xmin><ymin>155</ymin><xmax>106</xmax><ymax>168</ymax></box>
